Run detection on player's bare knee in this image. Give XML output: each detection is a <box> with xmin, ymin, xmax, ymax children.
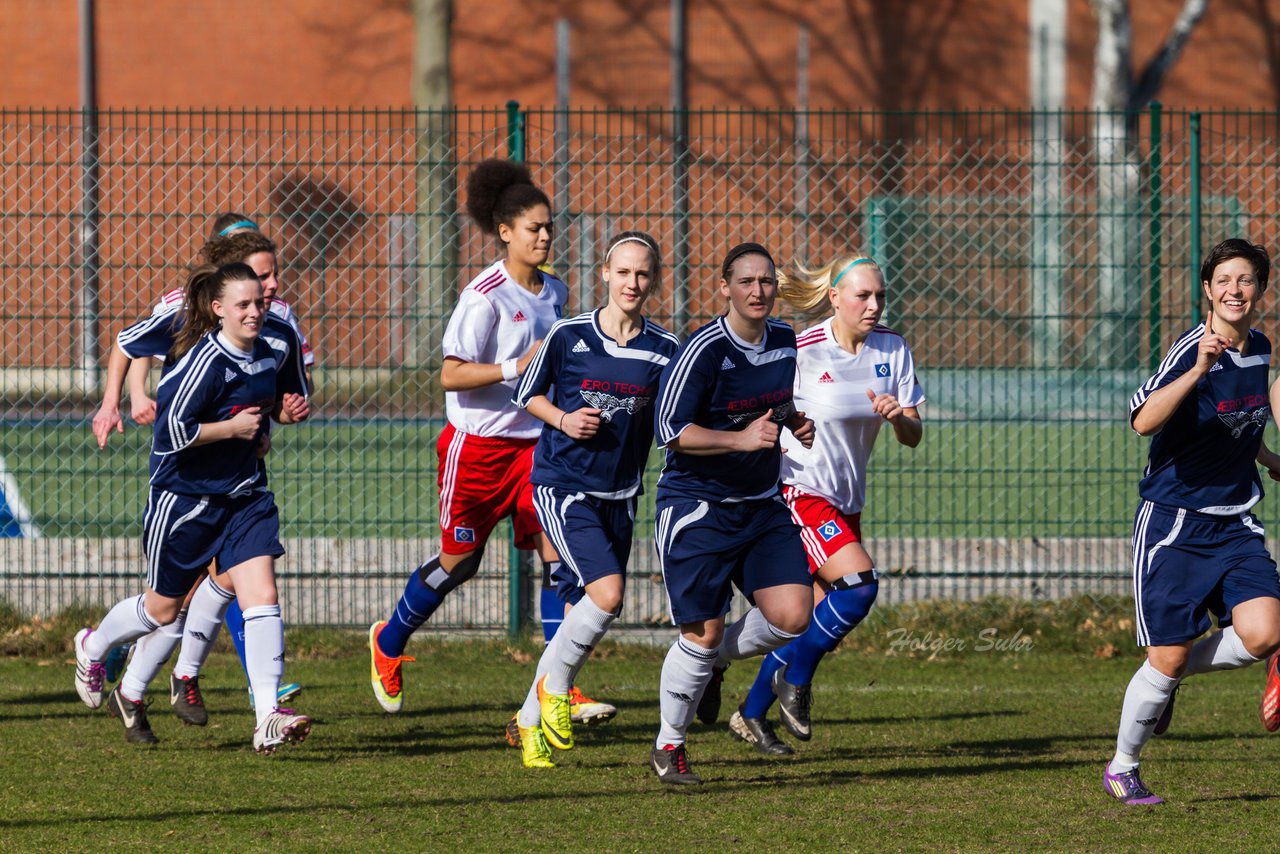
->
<box><xmin>774</xmin><ymin>609</ymin><xmax>810</xmax><ymax>637</ymax></box>
<box><xmin>1146</xmin><ymin>645</ymin><xmax>1190</xmax><ymax>679</ymax></box>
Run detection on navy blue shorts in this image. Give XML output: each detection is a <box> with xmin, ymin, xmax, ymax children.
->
<box><xmin>655</xmin><ymin>495</ymin><xmax>811</xmax><ymax>625</ymax></box>
<box><xmin>1132</xmin><ymin>500</ymin><xmax>1280</xmax><ymax>646</ymax></box>
<box><xmin>533</xmin><ymin>485</ymin><xmax>635</xmax><ymax>607</ymax></box>
<box><xmin>143</xmin><ymin>488</ymin><xmax>285</xmax><ymax>598</ymax></box>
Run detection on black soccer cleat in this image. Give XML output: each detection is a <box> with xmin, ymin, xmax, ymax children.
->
<box><xmin>695</xmin><ymin>665</ymin><xmax>727</xmax><ymax>725</ymax></box>
<box><xmin>107</xmin><ymin>686</ymin><xmax>159</xmax><ymax>745</ymax></box>
<box><xmin>772</xmin><ymin>666</ymin><xmax>813</xmax><ymax>741</ymax></box>
<box><xmin>170</xmin><ymin>673</ymin><xmax>209</xmax><ymax>726</ymax></box>
<box><xmin>729</xmin><ymin>707</ymin><xmax>795</xmax><ymax>756</ymax></box>
<box><xmin>651</xmin><ymin>743</ymin><xmax>702</xmax><ymax>785</ymax></box>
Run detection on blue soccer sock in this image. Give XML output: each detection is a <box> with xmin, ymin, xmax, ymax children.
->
<box><xmin>225</xmin><ymin>598</ymin><xmax>248</xmax><ymax>676</ymax></box>
<box><xmin>377</xmin><ymin>562</ymin><xmax>446</xmax><ymax>658</ymax></box>
<box><xmin>778</xmin><ymin>581</ymin><xmax>880</xmax><ymax>686</ymax></box>
<box><xmin>783</xmin><ymin>581</ymin><xmax>878</xmax><ymax>686</ymax></box>
<box><xmin>742</xmin><ymin>647</ymin><xmax>793</xmax><ymax>719</ymax></box>
<box><xmin>540</xmin><ymin>561</ymin><xmax>563</xmax><ymax>643</ymax></box>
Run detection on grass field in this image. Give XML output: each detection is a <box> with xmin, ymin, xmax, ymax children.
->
<box><xmin>2</xmin><ymin>419</ymin><xmax>1155</xmax><ymax>540</ymax></box>
<box><xmin>3</xmin><ymin>615</ymin><xmax>1279</xmax><ymax>851</ymax></box>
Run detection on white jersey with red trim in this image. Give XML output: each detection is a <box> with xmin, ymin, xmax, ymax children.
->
<box><xmin>779</xmin><ymin>318</ymin><xmax>925</xmax><ymax>515</ymax></box>
<box><xmin>442</xmin><ymin>260</ymin><xmax>568</xmax><ymax>439</ymax></box>
<box><xmin>153</xmin><ymin>289</ymin><xmax>315</xmax><ymax>366</ymax></box>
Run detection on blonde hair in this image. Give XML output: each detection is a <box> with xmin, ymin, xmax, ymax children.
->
<box><xmin>779</xmin><ymin>254</ymin><xmax>881</xmax><ymax>319</ymax></box>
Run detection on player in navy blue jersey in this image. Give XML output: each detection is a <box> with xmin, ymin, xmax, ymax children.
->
<box><xmin>74</xmin><ymin>263</ymin><xmax>313</xmax><ymax>753</ymax></box>
<box><xmin>506</xmin><ymin>230</ymin><xmax>680</xmax><ymax>768</ymax></box>
<box><xmin>648</xmin><ymin>242</ymin><xmax>816</xmax><ymax>785</ymax></box>
<box><xmin>1104</xmin><ymin>239</ymin><xmax>1280</xmax><ymax>805</ymax></box>
<box><xmin>90</xmin><ymin>228</ymin><xmax>310</xmax><ymax>722</ymax></box>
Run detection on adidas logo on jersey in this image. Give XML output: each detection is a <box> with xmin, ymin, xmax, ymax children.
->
<box><xmin>1209</xmin><ymin>362</ymin><xmax>1224</xmax><ymax>372</ymax></box>
<box><xmin>572</xmin><ymin>339</ymin><xmax>590</xmax><ymax>353</ymax></box>
<box><xmin>513</xmin><ymin>311</ymin><xmax>528</xmax><ymax>322</ymax></box>
<box><xmin>225</xmin><ymin>368</ymin><xmax>237</xmax><ymax>382</ymax></box>
<box><xmin>818</xmin><ymin>371</ymin><xmax>834</xmax><ymax>383</ymax></box>
<box><xmin>721</xmin><ymin>357</ymin><xmax>735</xmax><ymax>370</ymax></box>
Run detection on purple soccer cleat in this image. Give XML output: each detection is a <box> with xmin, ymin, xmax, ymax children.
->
<box><xmin>1103</xmin><ymin>764</ymin><xmax>1164</xmax><ymax>806</ymax></box>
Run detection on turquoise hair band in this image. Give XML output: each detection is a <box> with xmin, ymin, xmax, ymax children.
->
<box><xmin>831</xmin><ymin>257</ymin><xmax>876</xmax><ymax>288</ymax></box>
<box><xmin>218</xmin><ymin>219</ymin><xmax>259</xmax><ymax>236</ymax></box>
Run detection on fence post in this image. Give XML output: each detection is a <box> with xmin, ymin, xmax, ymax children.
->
<box><xmin>505</xmin><ymin>98</ymin><xmax>531</xmax><ymax>638</ymax></box>
<box><xmin>1146</xmin><ymin>102</ymin><xmax>1162</xmax><ymax>372</ymax></box>
<box><xmin>1189</xmin><ymin>111</ymin><xmax>1203</xmax><ymax>326</ymax></box>
<box><xmin>506</xmin><ymin>99</ymin><xmax>525</xmax><ymax>162</ymax></box>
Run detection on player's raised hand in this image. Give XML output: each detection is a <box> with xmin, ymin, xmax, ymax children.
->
<box><xmin>277</xmin><ymin>392</ymin><xmax>310</xmax><ymax>424</ymax></box>
<box><xmin>1196</xmin><ymin>308</ymin><xmax>1233</xmax><ymax>374</ymax></box>
<box><xmin>516</xmin><ymin>339</ymin><xmax>545</xmax><ymax>376</ymax></box>
<box><xmin>787</xmin><ymin>409</ymin><xmax>815</xmax><ymax>449</ymax></box>
<box><xmin>866</xmin><ymin>388</ymin><xmax>904</xmax><ymax>422</ymax></box>
<box><xmin>561</xmin><ymin>407</ymin><xmax>602</xmax><ymax>440</ymax></box>
<box><xmin>227</xmin><ymin>406</ymin><xmax>264</xmax><ymax>441</ymax></box>
<box><xmin>92</xmin><ymin>403</ymin><xmax>125</xmax><ymax>450</ymax></box>
<box><xmin>131</xmin><ymin>395</ymin><xmax>157</xmax><ymax>426</ymax></box>
<box><xmin>738</xmin><ymin>408</ymin><xmax>781</xmax><ymax>451</ymax></box>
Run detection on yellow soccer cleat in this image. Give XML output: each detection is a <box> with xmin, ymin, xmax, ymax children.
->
<box><xmin>519</xmin><ymin>722</ymin><xmax>556</xmax><ymax>769</ymax></box>
<box><xmin>569</xmin><ymin>684</ymin><xmax>617</xmax><ymax>725</ymax></box>
<box><xmin>537</xmin><ymin>674</ymin><xmax>574</xmax><ymax>751</ymax></box>
<box><xmin>369</xmin><ymin>621</ymin><xmax>415</xmax><ymax>713</ymax></box>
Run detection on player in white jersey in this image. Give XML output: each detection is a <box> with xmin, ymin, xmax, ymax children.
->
<box><xmin>368</xmin><ymin>159</ymin><xmax>574</xmax><ymax>714</ymax></box>
<box><xmin>729</xmin><ymin>253</ymin><xmax>924</xmax><ymax>755</ymax></box>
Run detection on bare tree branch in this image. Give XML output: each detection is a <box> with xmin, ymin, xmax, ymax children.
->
<box><xmin>1131</xmin><ymin>0</ymin><xmax>1209</xmax><ymax>108</ymax></box>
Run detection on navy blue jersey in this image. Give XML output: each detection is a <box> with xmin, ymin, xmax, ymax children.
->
<box><xmin>150</xmin><ymin>331</ymin><xmax>281</xmax><ymax>497</ymax></box>
<box><xmin>116</xmin><ymin>311</ymin><xmax>308</xmax><ymax>399</ymax></box>
<box><xmin>514</xmin><ymin>309</ymin><xmax>680</xmax><ymax>498</ymax></box>
<box><xmin>1130</xmin><ymin>325</ymin><xmax>1272</xmax><ymax>514</ymax></box>
<box><xmin>655</xmin><ymin>316</ymin><xmax>798</xmax><ymax>502</ymax></box>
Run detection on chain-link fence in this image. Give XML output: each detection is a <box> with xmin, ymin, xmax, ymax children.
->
<box><xmin>1</xmin><ymin>106</ymin><xmax>1275</xmax><ymax>631</ymax></box>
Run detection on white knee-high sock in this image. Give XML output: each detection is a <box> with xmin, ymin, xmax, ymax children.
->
<box><xmin>1111</xmin><ymin>660</ymin><xmax>1179</xmax><ymax>773</ymax></box>
<box><xmin>174</xmin><ymin>577</ymin><xmax>236</xmax><ymax>680</ymax></box>
<box><xmin>119</xmin><ymin>610</ymin><xmax>186</xmax><ymax>701</ymax></box>
<box><xmin>544</xmin><ymin>596</ymin><xmax>616</xmax><ymax>695</ymax></box>
<box><xmin>86</xmin><ymin>594</ymin><xmax>162</xmax><ymax>660</ymax></box>
<box><xmin>655</xmin><ymin>636</ymin><xmax>719</xmax><ymax>747</ymax></box>
<box><xmin>1183</xmin><ymin>626</ymin><xmax>1261</xmax><ymax>676</ymax></box>
<box><xmin>242</xmin><ymin>604</ymin><xmax>284</xmax><ymax>727</ymax></box>
<box><xmin>719</xmin><ymin>607</ymin><xmax>799</xmax><ymax>663</ymax></box>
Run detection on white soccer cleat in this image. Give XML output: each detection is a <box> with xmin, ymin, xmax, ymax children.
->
<box><xmin>253</xmin><ymin>708</ymin><xmax>312</xmax><ymax>754</ymax></box>
<box><xmin>74</xmin><ymin>628</ymin><xmax>106</xmax><ymax>710</ymax></box>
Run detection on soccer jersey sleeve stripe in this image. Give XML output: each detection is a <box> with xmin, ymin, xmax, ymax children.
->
<box><xmin>1130</xmin><ymin>327</ymin><xmax>1203</xmax><ymax>414</ymax></box>
<box><xmin>160</xmin><ymin>343</ymin><xmax>220</xmax><ymax>453</ymax></box>
<box><xmin>117</xmin><ymin>312</ymin><xmax>177</xmax><ymax>358</ymax></box>
<box><xmin>512</xmin><ymin>318</ymin><xmax>569</xmax><ymax>407</ymax></box>
<box><xmin>655</xmin><ymin>326</ymin><xmax>719</xmax><ymax>446</ymax></box>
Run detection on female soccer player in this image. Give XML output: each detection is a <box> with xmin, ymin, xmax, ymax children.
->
<box><xmin>648</xmin><ymin>242</ymin><xmax>815</xmax><ymax>785</ymax></box>
<box><xmin>1105</xmin><ymin>238</ymin><xmax>1280</xmax><ymax>805</ymax></box>
<box><xmin>367</xmin><ymin>159</ymin><xmax>568</xmax><ymax>713</ymax></box>
<box><xmin>90</xmin><ymin>227</ymin><xmax>311</xmax><ymax>716</ymax></box>
<box><xmin>508</xmin><ymin>230</ymin><xmax>679</xmax><ymax>768</ymax></box>
<box><xmin>74</xmin><ymin>263</ymin><xmax>312</xmax><ymax>753</ymax></box>
<box><xmin>729</xmin><ymin>254</ymin><xmax>923</xmax><ymax>754</ymax></box>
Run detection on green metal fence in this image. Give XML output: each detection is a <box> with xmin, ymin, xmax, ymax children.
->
<box><xmin>2</xmin><ymin>106</ymin><xmax>1277</xmax><ymax>631</ymax></box>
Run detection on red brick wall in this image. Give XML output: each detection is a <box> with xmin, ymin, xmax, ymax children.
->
<box><xmin>4</xmin><ymin>0</ymin><xmax>1280</xmax><ymax>109</ymax></box>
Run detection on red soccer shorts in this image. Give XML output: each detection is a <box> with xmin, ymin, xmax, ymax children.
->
<box><xmin>436</xmin><ymin>423</ymin><xmax>541</xmax><ymax>554</ymax></box>
<box><xmin>782</xmin><ymin>485</ymin><xmax>862</xmax><ymax>574</ymax></box>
